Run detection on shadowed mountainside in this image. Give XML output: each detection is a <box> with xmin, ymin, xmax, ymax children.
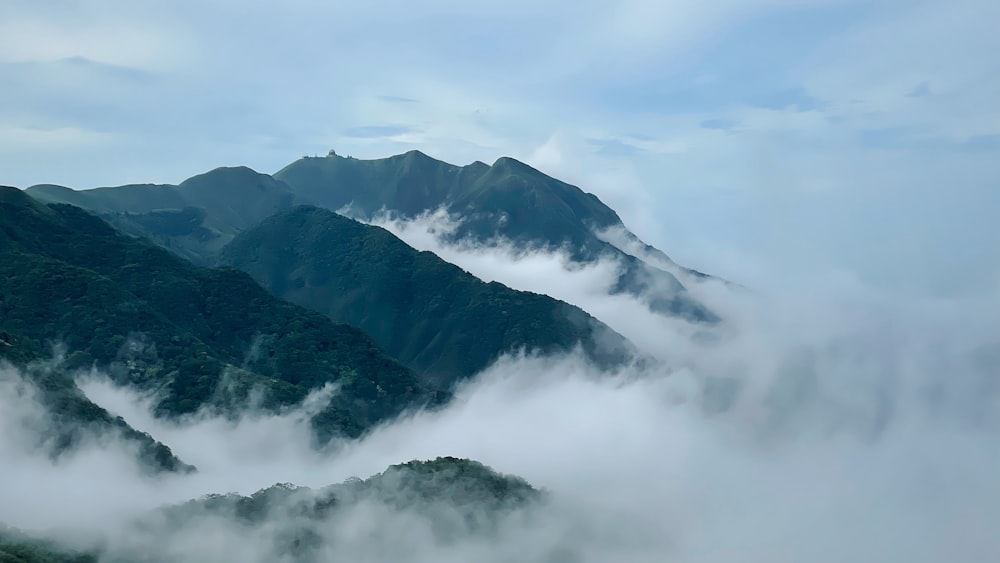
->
<box><xmin>221</xmin><ymin>205</ymin><xmax>634</xmax><ymax>387</ymax></box>
<box><xmin>0</xmin><ymin>186</ymin><xmax>439</xmax><ymax>444</ymax></box>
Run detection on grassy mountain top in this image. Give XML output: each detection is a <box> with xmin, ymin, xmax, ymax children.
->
<box><xmin>276</xmin><ymin>151</ymin><xmax>717</xmax><ymax>321</ymax></box>
<box><xmin>27</xmin><ymin>167</ymin><xmax>301</xmax><ymax>265</ymax></box>
<box><xmin>275</xmin><ymin>151</ymin><xmax>621</xmax><ymax>249</ymax></box>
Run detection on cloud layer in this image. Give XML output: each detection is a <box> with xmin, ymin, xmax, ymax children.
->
<box><xmin>3</xmin><ymin>225</ymin><xmax>998</xmax><ymax>561</ymax></box>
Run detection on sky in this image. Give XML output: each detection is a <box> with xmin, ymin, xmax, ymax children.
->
<box><xmin>1</xmin><ymin>0</ymin><xmax>998</xmax><ymax>297</ymax></box>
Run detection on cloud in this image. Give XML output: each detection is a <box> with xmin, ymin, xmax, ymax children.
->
<box><xmin>699</xmin><ymin>118</ymin><xmax>737</xmax><ymax>131</ymax></box>
<box><xmin>375</xmin><ymin>95</ymin><xmax>419</xmax><ymax>104</ymax></box>
<box><xmin>748</xmin><ymin>86</ymin><xmax>825</xmax><ymax>112</ymax></box>
<box><xmin>587</xmin><ymin>138</ymin><xmax>643</xmax><ymax>157</ymax></box>
<box><xmin>907</xmin><ymin>81</ymin><xmax>932</xmax><ymax>97</ymax></box>
<box><xmin>0</xmin><ymin>4</ymin><xmax>192</xmax><ymax>69</ymax></box>
<box><xmin>342</xmin><ymin>125</ymin><xmax>417</xmax><ymax>139</ymax></box>
<box><xmin>2</xmin><ymin>237</ymin><xmax>999</xmax><ymax>562</ymax></box>
<box><xmin>0</xmin><ymin>125</ymin><xmax>112</xmax><ymax>149</ymax></box>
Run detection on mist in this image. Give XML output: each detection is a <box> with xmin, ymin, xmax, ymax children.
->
<box><xmin>3</xmin><ymin>220</ymin><xmax>1000</xmax><ymax>561</ymax></box>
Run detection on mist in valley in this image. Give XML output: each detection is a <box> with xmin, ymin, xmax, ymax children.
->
<box><xmin>3</xmin><ymin>228</ymin><xmax>998</xmax><ymax>562</ymax></box>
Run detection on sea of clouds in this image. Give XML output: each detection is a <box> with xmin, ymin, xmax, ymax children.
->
<box><xmin>2</xmin><ymin>211</ymin><xmax>999</xmax><ymax>562</ymax></box>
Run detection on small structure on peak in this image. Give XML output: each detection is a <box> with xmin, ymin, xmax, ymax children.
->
<box><xmin>327</xmin><ymin>149</ymin><xmax>337</xmax><ymax>157</ymax></box>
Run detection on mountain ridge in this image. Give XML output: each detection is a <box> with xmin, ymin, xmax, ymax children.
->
<box><xmin>26</xmin><ymin>151</ymin><xmax>719</xmax><ymax>323</ymax></box>
<box><xmin>1</xmin><ymin>186</ymin><xmax>438</xmax><ymax>444</ymax></box>
<box><xmin>276</xmin><ymin>151</ymin><xmax>717</xmax><ymax>321</ymax></box>
<box><xmin>27</xmin><ymin>167</ymin><xmax>304</xmax><ymax>265</ymax></box>
<box><xmin>220</xmin><ymin>205</ymin><xmax>635</xmax><ymax>387</ymax></box>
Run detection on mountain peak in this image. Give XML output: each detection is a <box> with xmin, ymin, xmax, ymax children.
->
<box><xmin>490</xmin><ymin>156</ymin><xmax>552</xmax><ymax>178</ymax></box>
<box><xmin>0</xmin><ymin>185</ymin><xmax>27</xmax><ymax>200</ymax></box>
<box><xmin>403</xmin><ymin>149</ymin><xmax>432</xmax><ymax>159</ymax></box>
<box><xmin>179</xmin><ymin>165</ymin><xmax>274</xmax><ymax>187</ymax></box>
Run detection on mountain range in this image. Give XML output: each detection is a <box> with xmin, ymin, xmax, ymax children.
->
<box><xmin>0</xmin><ymin>186</ymin><xmax>437</xmax><ymax>448</ymax></box>
<box><xmin>3</xmin><ymin>149</ymin><xmax>722</xmax><ymax>560</ymax></box>
<box><xmin>29</xmin><ymin>151</ymin><xmax>718</xmax><ymax>321</ymax></box>
<box><xmin>220</xmin><ymin>205</ymin><xmax>632</xmax><ymax>386</ymax></box>
<box><xmin>0</xmin><ymin>457</ymin><xmax>540</xmax><ymax>563</ymax></box>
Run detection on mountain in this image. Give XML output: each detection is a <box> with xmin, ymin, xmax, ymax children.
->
<box><xmin>0</xmin><ymin>526</ymin><xmax>96</xmax><ymax>563</ymax></box>
<box><xmin>27</xmin><ymin>152</ymin><xmax>719</xmax><ymax>323</ymax></box>
<box><xmin>273</xmin><ymin>151</ymin><xmax>620</xmax><ymax>248</ymax></box>
<box><xmin>127</xmin><ymin>457</ymin><xmax>542</xmax><ymax>561</ymax></box>
<box><xmin>1</xmin><ymin>457</ymin><xmax>541</xmax><ymax>563</ymax></box>
<box><xmin>27</xmin><ymin>167</ymin><xmax>302</xmax><ymax>265</ymax></box>
<box><xmin>2</xmin><ymin>352</ymin><xmax>192</xmax><ymax>475</ymax></box>
<box><xmin>220</xmin><ymin>206</ymin><xmax>634</xmax><ymax>387</ymax></box>
<box><xmin>163</xmin><ymin>456</ymin><xmax>539</xmax><ymax>525</ymax></box>
<box><xmin>0</xmin><ymin>186</ymin><xmax>437</xmax><ymax>442</ymax></box>
<box><xmin>275</xmin><ymin>151</ymin><xmax>717</xmax><ymax>321</ymax></box>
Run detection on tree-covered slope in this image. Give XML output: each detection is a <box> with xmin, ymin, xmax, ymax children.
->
<box><xmin>0</xmin><ymin>187</ymin><xmax>436</xmax><ymax>441</ymax></box>
<box><xmin>1</xmin><ymin>352</ymin><xmax>192</xmax><ymax>475</ymax></box>
<box><xmin>0</xmin><ymin>527</ymin><xmax>96</xmax><ymax>563</ymax></box>
<box><xmin>26</xmin><ymin>167</ymin><xmax>302</xmax><ymax>265</ymax></box>
<box><xmin>0</xmin><ymin>457</ymin><xmax>541</xmax><ymax>563</ymax></box>
<box><xmin>221</xmin><ymin>206</ymin><xmax>634</xmax><ymax>387</ymax></box>
<box><xmin>166</xmin><ymin>456</ymin><xmax>539</xmax><ymax>524</ymax></box>
<box><xmin>275</xmin><ymin>151</ymin><xmax>717</xmax><ymax>321</ymax></box>
<box><xmin>130</xmin><ymin>457</ymin><xmax>542</xmax><ymax>561</ymax></box>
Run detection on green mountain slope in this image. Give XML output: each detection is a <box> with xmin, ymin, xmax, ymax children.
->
<box><xmin>2</xmin><ymin>352</ymin><xmax>192</xmax><ymax>474</ymax></box>
<box><xmin>27</xmin><ymin>167</ymin><xmax>301</xmax><ymax>265</ymax></box>
<box><xmin>1</xmin><ymin>457</ymin><xmax>540</xmax><ymax>563</ymax></box>
<box><xmin>220</xmin><ymin>206</ymin><xmax>634</xmax><ymax>387</ymax></box>
<box><xmin>165</xmin><ymin>456</ymin><xmax>539</xmax><ymax>525</ymax></box>
<box><xmin>128</xmin><ymin>457</ymin><xmax>541</xmax><ymax>562</ymax></box>
<box><xmin>275</xmin><ymin>152</ymin><xmax>717</xmax><ymax>321</ymax></box>
<box><xmin>0</xmin><ymin>187</ymin><xmax>436</xmax><ymax>441</ymax></box>
<box><xmin>0</xmin><ymin>526</ymin><xmax>96</xmax><ymax>563</ymax></box>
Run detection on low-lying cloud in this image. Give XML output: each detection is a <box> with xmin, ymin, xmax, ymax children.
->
<box><xmin>2</xmin><ymin>215</ymin><xmax>999</xmax><ymax>561</ymax></box>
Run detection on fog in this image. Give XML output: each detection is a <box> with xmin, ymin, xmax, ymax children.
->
<box><xmin>2</xmin><ymin>222</ymin><xmax>999</xmax><ymax>561</ymax></box>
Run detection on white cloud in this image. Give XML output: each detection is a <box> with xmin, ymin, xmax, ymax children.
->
<box><xmin>0</xmin><ymin>4</ymin><xmax>192</xmax><ymax>70</ymax></box>
<box><xmin>2</xmin><ymin>255</ymin><xmax>999</xmax><ymax>561</ymax></box>
<box><xmin>0</xmin><ymin>125</ymin><xmax>112</xmax><ymax>149</ymax></box>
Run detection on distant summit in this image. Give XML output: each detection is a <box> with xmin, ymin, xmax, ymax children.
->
<box><xmin>28</xmin><ymin>167</ymin><xmax>302</xmax><ymax>264</ymax></box>
<box><xmin>276</xmin><ymin>151</ymin><xmax>717</xmax><ymax>321</ymax></box>
<box><xmin>24</xmin><ymin>150</ymin><xmax>719</xmax><ymax>322</ymax></box>
<box><xmin>221</xmin><ymin>205</ymin><xmax>635</xmax><ymax>387</ymax></box>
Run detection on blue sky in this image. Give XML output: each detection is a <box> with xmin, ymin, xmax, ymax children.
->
<box><xmin>1</xmin><ymin>0</ymin><xmax>997</xmax><ymax>297</ymax></box>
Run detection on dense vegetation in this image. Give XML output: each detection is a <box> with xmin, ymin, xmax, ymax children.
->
<box><xmin>3</xmin><ymin>357</ymin><xmax>194</xmax><ymax>474</ymax></box>
<box><xmin>137</xmin><ymin>457</ymin><xmax>542</xmax><ymax>559</ymax></box>
<box><xmin>0</xmin><ymin>527</ymin><xmax>96</xmax><ymax>563</ymax></box>
<box><xmin>221</xmin><ymin>206</ymin><xmax>633</xmax><ymax>387</ymax></box>
<box><xmin>0</xmin><ymin>187</ymin><xmax>439</xmax><ymax>442</ymax></box>
<box><xmin>1</xmin><ymin>457</ymin><xmax>539</xmax><ymax>563</ymax></box>
<box><xmin>166</xmin><ymin>456</ymin><xmax>539</xmax><ymax>524</ymax></box>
